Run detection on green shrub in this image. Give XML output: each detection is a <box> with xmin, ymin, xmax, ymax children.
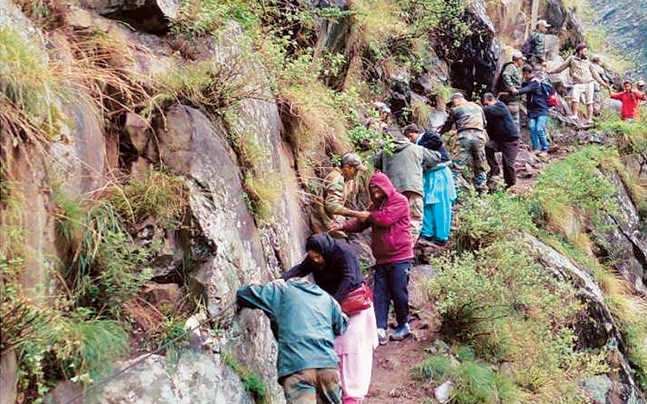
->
<box><xmin>530</xmin><ymin>146</ymin><xmax>618</xmax><ymax>246</ymax></box>
<box><xmin>597</xmin><ymin>114</ymin><xmax>647</xmax><ymax>157</ymax></box>
<box><xmin>68</xmin><ymin>202</ymin><xmax>157</xmax><ymax>315</ymax></box>
<box><xmin>170</xmin><ymin>0</ymin><xmax>259</xmax><ymax>37</ymax></box>
<box><xmin>422</xmin><ymin>239</ymin><xmax>606</xmax><ymax>400</ymax></box>
<box><xmin>221</xmin><ymin>352</ymin><xmax>267</xmax><ymax>403</ymax></box>
<box><xmin>45</xmin><ymin>312</ymin><xmax>129</xmax><ymax>382</ymax></box>
<box><xmin>106</xmin><ymin>169</ymin><xmax>188</xmax><ymax>229</ymax></box>
<box><xmin>0</xmin><ymin>26</ymin><xmax>64</xmax><ymax>142</ymax></box>
<box><xmin>414</xmin><ymin>350</ymin><xmax>521</xmax><ymax>404</ymax></box>
<box><xmin>2</xmin><ymin>254</ymin><xmax>129</xmax><ymax>401</ymax></box>
<box><xmin>453</xmin><ymin>190</ymin><xmax>535</xmax><ymax>251</ymax></box>
<box><xmin>154</xmin><ymin>57</ymin><xmax>264</xmax><ymax>113</ymax></box>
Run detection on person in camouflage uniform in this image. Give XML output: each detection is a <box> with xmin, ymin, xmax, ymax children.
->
<box><xmin>525</xmin><ymin>19</ymin><xmax>550</xmax><ymax>71</ymax></box>
<box><xmin>440</xmin><ymin>93</ymin><xmax>488</xmax><ymax>193</ymax></box>
<box><xmin>499</xmin><ymin>51</ymin><xmax>527</xmax><ymax>129</ymax></box>
<box><xmin>311</xmin><ymin>153</ymin><xmax>367</xmax><ymax>238</ymax></box>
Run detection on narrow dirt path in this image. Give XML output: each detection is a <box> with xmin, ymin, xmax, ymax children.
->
<box><xmin>365</xmin><ymin>317</ymin><xmax>437</xmax><ymax>403</ymax></box>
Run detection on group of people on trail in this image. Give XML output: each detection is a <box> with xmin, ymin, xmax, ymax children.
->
<box><xmin>238</xmin><ymin>121</ymin><xmax>460</xmax><ymax>403</ymax></box>
<box><xmin>234</xmin><ymin>17</ymin><xmax>647</xmax><ymax>404</ymax></box>
<box><xmin>238</xmin><ymin>168</ymin><xmax>417</xmax><ymax>403</ymax></box>
<box><xmin>520</xmin><ymin>20</ymin><xmax>646</xmax><ymax>124</ymax></box>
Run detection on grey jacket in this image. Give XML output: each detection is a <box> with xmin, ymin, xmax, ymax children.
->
<box><xmin>374</xmin><ymin>139</ymin><xmax>442</xmax><ymax>196</ymax></box>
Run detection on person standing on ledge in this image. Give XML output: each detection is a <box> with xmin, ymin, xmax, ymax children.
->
<box><xmin>329</xmin><ymin>172</ymin><xmax>414</xmax><ymax>346</ymax></box>
<box><xmin>546</xmin><ymin>43</ymin><xmax>611</xmax><ymax>124</ymax></box>
<box><xmin>481</xmin><ymin>92</ymin><xmax>521</xmax><ymax>189</ymax></box>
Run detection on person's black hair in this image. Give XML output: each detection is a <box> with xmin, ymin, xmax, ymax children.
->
<box><xmin>482</xmin><ymin>92</ymin><xmax>496</xmax><ymax>102</ymax></box>
<box><xmin>522</xmin><ymin>65</ymin><xmax>533</xmax><ymax>74</ymax></box>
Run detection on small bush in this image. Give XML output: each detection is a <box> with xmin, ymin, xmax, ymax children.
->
<box><xmin>106</xmin><ymin>169</ymin><xmax>189</xmax><ymax>229</ymax></box>
<box><xmin>531</xmin><ymin>146</ymin><xmax>618</xmax><ymax>243</ymax></box>
<box><xmin>597</xmin><ymin>114</ymin><xmax>647</xmax><ymax>158</ymax></box>
<box><xmin>155</xmin><ymin>57</ymin><xmax>265</xmax><ymax>113</ymax></box>
<box><xmin>68</xmin><ymin>202</ymin><xmax>157</xmax><ymax>315</ymax></box>
<box><xmin>422</xmin><ymin>238</ymin><xmax>604</xmax><ymax>401</ymax></box>
<box><xmin>2</xmin><ymin>254</ymin><xmax>129</xmax><ymax>400</ymax></box>
<box><xmin>414</xmin><ymin>351</ymin><xmax>521</xmax><ymax>404</ymax></box>
<box><xmin>170</xmin><ymin>0</ymin><xmax>259</xmax><ymax>37</ymax></box>
<box><xmin>221</xmin><ymin>352</ymin><xmax>267</xmax><ymax>403</ymax></box>
<box><xmin>453</xmin><ymin>190</ymin><xmax>535</xmax><ymax>251</ymax></box>
<box><xmin>0</xmin><ymin>26</ymin><xmax>64</xmax><ymax>143</ymax></box>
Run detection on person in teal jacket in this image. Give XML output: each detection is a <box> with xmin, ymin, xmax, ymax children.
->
<box><xmin>237</xmin><ymin>278</ymin><xmax>348</xmax><ymax>404</ymax></box>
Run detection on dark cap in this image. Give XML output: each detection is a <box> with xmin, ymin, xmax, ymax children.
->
<box><xmin>576</xmin><ymin>43</ymin><xmax>587</xmax><ymax>52</ymax></box>
<box><xmin>403</xmin><ymin>123</ymin><xmax>421</xmax><ymax>134</ymax></box>
<box><xmin>341</xmin><ymin>153</ymin><xmax>367</xmax><ymax>171</ymax></box>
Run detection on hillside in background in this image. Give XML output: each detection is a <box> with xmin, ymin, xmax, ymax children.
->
<box><xmin>589</xmin><ymin>0</ymin><xmax>647</xmax><ymax>78</ymax></box>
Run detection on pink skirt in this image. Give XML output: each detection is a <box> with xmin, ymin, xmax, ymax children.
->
<box><xmin>334</xmin><ymin>305</ymin><xmax>378</xmax><ymax>400</ymax></box>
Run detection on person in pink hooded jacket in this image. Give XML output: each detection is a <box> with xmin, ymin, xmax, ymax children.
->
<box><xmin>330</xmin><ymin>172</ymin><xmax>414</xmax><ymax>345</ymax></box>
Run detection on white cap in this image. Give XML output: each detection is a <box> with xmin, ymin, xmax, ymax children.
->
<box><xmin>537</xmin><ymin>19</ymin><xmax>551</xmax><ymax>27</ymax></box>
<box><xmin>512</xmin><ymin>51</ymin><xmax>527</xmax><ymax>61</ymax></box>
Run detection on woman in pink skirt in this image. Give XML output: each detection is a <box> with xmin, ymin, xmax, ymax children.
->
<box><xmin>283</xmin><ymin>233</ymin><xmax>378</xmax><ymax>403</ymax></box>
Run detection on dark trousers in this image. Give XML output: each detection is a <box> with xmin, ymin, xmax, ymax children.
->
<box><xmin>373</xmin><ymin>261</ymin><xmax>411</xmax><ymax>329</ymax></box>
<box><xmin>485</xmin><ymin>139</ymin><xmax>520</xmax><ymax>188</ymax></box>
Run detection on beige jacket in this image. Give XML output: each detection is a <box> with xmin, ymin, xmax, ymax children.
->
<box><xmin>550</xmin><ymin>55</ymin><xmax>606</xmax><ymax>85</ymax></box>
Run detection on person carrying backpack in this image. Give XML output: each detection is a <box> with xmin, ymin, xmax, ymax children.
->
<box><xmin>512</xmin><ymin>65</ymin><xmax>550</xmax><ymax>156</ymax></box>
<box><xmin>522</xmin><ymin>19</ymin><xmax>550</xmax><ymax>70</ymax></box>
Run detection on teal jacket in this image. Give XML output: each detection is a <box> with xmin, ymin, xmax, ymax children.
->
<box><xmin>236</xmin><ymin>279</ymin><xmax>348</xmax><ymax>379</ymax></box>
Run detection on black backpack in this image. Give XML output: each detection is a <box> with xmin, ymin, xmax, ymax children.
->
<box><xmin>521</xmin><ymin>35</ymin><xmax>536</xmax><ymax>57</ymax></box>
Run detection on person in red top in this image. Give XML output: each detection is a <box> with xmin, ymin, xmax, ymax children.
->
<box><xmin>609</xmin><ymin>80</ymin><xmax>647</xmax><ymax>120</ymax></box>
<box><xmin>329</xmin><ymin>172</ymin><xmax>413</xmax><ymax>345</ymax></box>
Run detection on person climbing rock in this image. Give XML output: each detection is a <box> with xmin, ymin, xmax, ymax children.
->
<box><xmin>439</xmin><ymin>92</ymin><xmax>488</xmax><ymax>193</ymax></box>
<box><xmin>283</xmin><ymin>233</ymin><xmax>377</xmax><ymax>404</ymax></box>
<box><xmin>237</xmin><ymin>278</ymin><xmax>348</xmax><ymax>404</ymax></box>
